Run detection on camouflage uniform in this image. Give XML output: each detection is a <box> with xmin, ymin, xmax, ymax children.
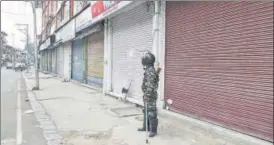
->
<box><xmin>142</xmin><ymin>66</ymin><xmax>158</xmax><ymax>112</ymax></box>
<box><xmin>138</xmin><ymin>52</ymin><xmax>159</xmax><ymax>137</ymax></box>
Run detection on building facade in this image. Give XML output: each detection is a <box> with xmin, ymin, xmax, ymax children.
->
<box><xmin>39</xmin><ymin>1</ymin><xmax>273</xmax><ymax>142</ymax></box>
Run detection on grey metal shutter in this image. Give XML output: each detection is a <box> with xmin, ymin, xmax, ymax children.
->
<box><xmin>52</xmin><ymin>48</ymin><xmax>57</xmax><ymax>74</ymax></box>
<box><xmin>61</xmin><ymin>45</ymin><xmax>64</xmax><ymax>77</ymax></box>
<box><xmin>56</xmin><ymin>46</ymin><xmax>61</xmax><ymax>75</ymax></box>
<box><xmin>46</xmin><ymin>50</ymin><xmax>49</xmax><ymax>72</ymax></box>
<box><xmin>165</xmin><ymin>2</ymin><xmax>273</xmax><ymax>141</ymax></box>
<box><xmin>87</xmin><ymin>30</ymin><xmax>104</xmax><ymax>88</ymax></box>
<box><xmin>45</xmin><ymin>52</ymin><xmax>47</xmax><ymax>71</ymax></box>
<box><xmin>63</xmin><ymin>42</ymin><xmax>71</xmax><ymax>80</ymax></box>
<box><xmin>72</xmin><ymin>39</ymin><xmax>84</xmax><ymax>82</ymax></box>
<box><xmin>47</xmin><ymin>50</ymin><xmax>50</xmax><ymax>72</ymax></box>
<box><xmin>111</xmin><ymin>3</ymin><xmax>153</xmax><ymax>104</ymax></box>
<box><xmin>48</xmin><ymin>49</ymin><xmax>52</xmax><ymax>72</ymax></box>
<box><xmin>57</xmin><ymin>45</ymin><xmax>64</xmax><ymax>77</ymax></box>
<box><xmin>41</xmin><ymin>52</ymin><xmax>44</xmax><ymax>71</ymax></box>
<box><xmin>42</xmin><ymin>51</ymin><xmax>45</xmax><ymax>71</ymax></box>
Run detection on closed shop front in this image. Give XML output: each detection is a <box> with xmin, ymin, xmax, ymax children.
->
<box><xmin>40</xmin><ymin>37</ymin><xmax>51</xmax><ymax>72</ymax></box>
<box><xmin>72</xmin><ymin>39</ymin><xmax>84</xmax><ymax>82</ymax></box>
<box><xmin>63</xmin><ymin>42</ymin><xmax>72</xmax><ymax>81</ymax></box>
<box><xmin>44</xmin><ymin>51</ymin><xmax>48</xmax><ymax>71</ymax></box>
<box><xmin>48</xmin><ymin>49</ymin><xmax>52</xmax><ymax>72</ymax></box>
<box><xmin>40</xmin><ymin>51</ymin><xmax>45</xmax><ymax>71</ymax></box>
<box><xmin>44</xmin><ymin>50</ymin><xmax>48</xmax><ymax>72</ymax></box>
<box><xmin>165</xmin><ymin>2</ymin><xmax>273</xmax><ymax>141</ymax></box>
<box><xmin>59</xmin><ymin>18</ymin><xmax>75</xmax><ymax>81</ymax></box>
<box><xmin>60</xmin><ymin>46</ymin><xmax>64</xmax><ymax>77</ymax></box>
<box><xmin>56</xmin><ymin>45</ymin><xmax>64</xmax><ymax>77</ymax></box>
<box><xmin>86</xmin><ymin>28</ymin><xmax>104</xmax><ymax>88</ymax></box>
<box><xmin>110</xmin><ymin>3</ymin><xmax>153</xmax><ymax>104</ymax></box>
<box><xmin>51</xmin><ymin>47</ymin><xmax>57</xmax><ymax>74</ymax></box>
<box><xmin>45</xmin><ymin>52</ymin><xmax>48</xmax><ymax>71</ymax></box>
<box><xmin>56</xmin><ymin>46</ymin><xmax>60</xmax><ymax>75</ymax></box>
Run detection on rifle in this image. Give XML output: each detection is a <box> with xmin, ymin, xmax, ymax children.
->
<box><xmin>156</xmin><ymin>67</ymin><xmax>162</xmax><ymax>75</ymax></box>
<box><xmin>156</xmin><ymin>61</ymin><xmax>162</xmax><ymax>75</ymax></box>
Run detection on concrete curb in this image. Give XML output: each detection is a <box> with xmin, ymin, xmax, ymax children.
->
<box><xmin>22</xmin><ymin>72</ymin><xmax>64</xmax><ymax>145</ymax></box>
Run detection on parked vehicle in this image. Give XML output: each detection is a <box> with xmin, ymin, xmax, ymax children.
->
<box><xmin>6</xmin><ymin>62</ymin><xmax>13</xmax><ymax>69</ymax></box>
<box><xmin>14</xmin><ymin>63</ymin><xmax>26</xmax><ymax>72</ymax></box>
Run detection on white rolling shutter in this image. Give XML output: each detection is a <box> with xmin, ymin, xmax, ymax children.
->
<box><xmin>111</xmin><ymin>3</ymin><xmax>153</xmax><ymax>104</ymax></box>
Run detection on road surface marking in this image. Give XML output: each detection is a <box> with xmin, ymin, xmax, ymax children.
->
<box><xmin>16</xmin><ymin>80</ymin><xmax>22</xmax><ymax>145</ymax></box>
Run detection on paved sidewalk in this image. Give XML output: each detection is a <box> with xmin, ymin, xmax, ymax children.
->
<box><xmin>24</xmin><ymin>71</ymin><xmax>272</xmax><ymax>145</ymax></box>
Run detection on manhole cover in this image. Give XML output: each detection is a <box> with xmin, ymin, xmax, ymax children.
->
<box><xmin>110</xmin><ymin>106</ymin><xmax>142</xmax><ymax>117</ymax></box>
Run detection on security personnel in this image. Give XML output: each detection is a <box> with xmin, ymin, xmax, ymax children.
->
<box><xmin>138</xmin><ymin>52</ymin><xmax>159</xmax><ymax>137</ymax></box>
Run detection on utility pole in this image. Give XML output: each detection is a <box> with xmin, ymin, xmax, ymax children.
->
<box><xmin>31</xmin><ymin>1</ymin><xmax>39</xmax><ymax>90</ymax></box>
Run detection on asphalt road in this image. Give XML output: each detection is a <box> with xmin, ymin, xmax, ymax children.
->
<box><xmin>1</xmin><ymin>68</ymin><xmax>46</xmax><ymax>145</ymax></box>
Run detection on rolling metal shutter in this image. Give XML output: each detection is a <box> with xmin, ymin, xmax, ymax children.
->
<box><xmin>111</xmin><ymin>3</ymin><xmax>153</xmax><ymax>104</ymax></box>
<box><xmin>43</xmin><ymin>51</ymin><xmax>46</xmax><ymax>71</ymax></box>
<box><xmin>63</xmin><ymin>42</ymin><xmax>71</xmax><ymax>81</ymax></box>
<box><xmin>45</xmin><ymin>50</ymin><xmax>49</xmax><ymax>71</ymax></box>
<box><xmin>41</xmin><ymin>52</ymin><xmax>44</xmax><ymax>71</ymax></box>
<box><xmin>56</xmin><ymin>46</ymin><xmax>61</xmax><ymax>75</ymax></box>
<box><xmin>57</xmin><ymin>45</ymin><xmax>64</xmax><ymax>77</ymax></box>
<box><xmin>165</xmin><ymin>2</ymin><xmax>273</xmax><ymax>141</ymax></box>
<box><xmin>72</xmin><ymin>39</ymin><xmax>84</xmax><ymax>82</ymax></box>
<box><xmin>87</xmin><ymin>30</ymin><xmax>104</xmax><ymax>88</ymax></box>
<box><xmin>60</xmin><ymin>45</ymin><xmax>64</xmax><ymax>77</ymax></box>
<box><xmin>48</xmin><ymin>49</ymin><xmax>52</xmax><ymax>72</ymax></box>
<box><xmin>52</xmin><ymin>48</ymin><xmax>57</xmax><ymax>74</ymax></box>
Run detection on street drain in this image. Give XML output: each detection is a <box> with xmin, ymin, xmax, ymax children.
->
<box><xmin>110</xmin><ymin>106</ymin><xmax>142</xmax><ymax>117</ymax></box>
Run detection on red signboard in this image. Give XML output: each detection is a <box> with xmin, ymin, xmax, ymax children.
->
<box><xmin>91</xmin><ymin>1</ymin><xmax>120</xmax><ymax>18</ymax></box>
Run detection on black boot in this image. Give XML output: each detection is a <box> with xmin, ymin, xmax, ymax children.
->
<box><xmin>149</xmin><ymin>118</ymin><xmax>158</xmax><ymax>137</ymax></box>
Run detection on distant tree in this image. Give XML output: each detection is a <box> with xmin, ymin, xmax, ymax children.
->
<box><xmin>1</xmin><ymin>31</ymin><xmax>8</xmax><ymax>64</ymax></box>
<box><xmin>1</xmin><ymin>31</ymin><xmax>7</xmax><ymax>45</ymax></box>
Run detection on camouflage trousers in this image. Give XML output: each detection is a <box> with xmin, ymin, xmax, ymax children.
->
<box><xmin>141</xmin><ymin>106</ymin><xmax>158</xmax><ymax>133</ymax></box>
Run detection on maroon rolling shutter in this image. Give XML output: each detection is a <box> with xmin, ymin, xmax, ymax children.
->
<box><xmin>165</xmin><ymin>2</ymin><xmax>273</xmax><ymax>141</ymax></box>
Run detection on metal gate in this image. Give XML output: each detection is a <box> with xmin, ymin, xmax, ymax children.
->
<box><xmin>72</xmin><ymin>39</ymin><xmax>84</xmax><ymax>82</ymax></box>
<box><xmin>111</xmin><ymin>3</ymin><xmax>153</xmax><ymax>104</ymax></box>
<box><xmin>165</xmin><ymin>2</ymin><xmax>273</xmax><ymax>141</ymax></box>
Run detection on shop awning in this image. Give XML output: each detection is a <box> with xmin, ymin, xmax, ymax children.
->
<box><xmin>73</xmin><ymin>24</ymin><xmax>102</xmax><ymax>40</ymax></box>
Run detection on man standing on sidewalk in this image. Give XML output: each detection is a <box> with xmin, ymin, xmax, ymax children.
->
<box><xmin>138</xmin><ymin>52</ymin><xmax>159</xmax><ymax>137</ymax></box>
